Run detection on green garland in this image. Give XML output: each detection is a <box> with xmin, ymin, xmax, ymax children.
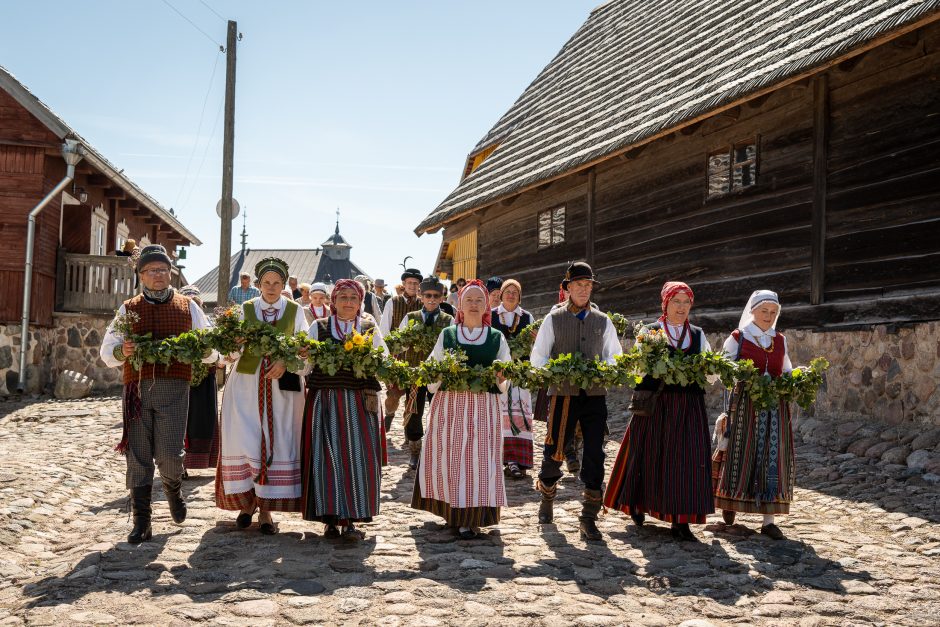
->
<box><xmin>735</xmin><ymin>357</ymin><xmax>830</xmax><ymax>411</ymax></box>
<box><xmin>383</xmin><ymin>319</ymin><xmax>440</xmax><ymax>356</ymax></box>
<box><xmin>416</xmin><ymin>349</ymin><xmax>500</xmax><ymax>393</ymax></box>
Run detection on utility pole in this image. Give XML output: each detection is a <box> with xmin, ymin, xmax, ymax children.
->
<box><xmin>217</xmin><ymin>20</ymin><xmax>238</xmax><ymax>304</ymax></box>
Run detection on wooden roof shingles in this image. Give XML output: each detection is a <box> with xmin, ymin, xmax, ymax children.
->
<box><xmin>415</xmin><ymin>0</ymin><xmax>940</xmax><ymax>235</ymax></box>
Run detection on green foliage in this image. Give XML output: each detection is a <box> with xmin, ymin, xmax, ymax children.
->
<box><xmin>384</xmin><ymin>319</ymin><xmax>440</xmax><ymax>356</ymax></box>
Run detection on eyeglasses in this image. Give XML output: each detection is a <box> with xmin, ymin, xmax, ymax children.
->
<box><xmin>422</xmin><ymin>293</ymin><xmax>443</xmax><ymax>300</ymax></box>
<box><xmin>142</xmin><ymin>268</ymin><xmax>170</xmax><ymax>276</ymax></box>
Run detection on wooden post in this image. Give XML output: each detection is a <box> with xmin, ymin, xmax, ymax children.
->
<box><xmin>811</xmin><ymin>74</ymin><xmax>829</xmax><ymax>305</ymax></box>
<box><xmin>586</xmin><ymin>168</ymin><xmax>596</xmax><ymax>266</ymax></box>
<box><xmin>217</xmin><ymin>20</ymin><xmax>238</xmax><ymax>304</ymax></box>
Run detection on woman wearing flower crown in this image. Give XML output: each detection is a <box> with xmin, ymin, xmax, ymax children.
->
<box><xmin>712</xmin><ymin>290</ymin><xmax>794</xmax><ymax>540</ymax></box>
<box><xmin>604</xmin><ymin>281</ymin><xmax>715</xmax><ymax>542</ymax></box>
<box><xmin>411</xmin><ymin>280</ymin><xmax>511</xmax><ymax>540</ymax></box>
<box><xmin>301</xmin><ymin>279</ymin><xmax>389</xmax><ymax>541</ymax></box>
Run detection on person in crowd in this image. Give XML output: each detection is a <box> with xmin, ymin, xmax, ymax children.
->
<box><xmin>412</xmin><ymin>280</ymin><xmax>510</xmax><ymax>539</ymax></box>
<box><xmin>215</xmin><ymin>258</ymin><xmax>307</xmax><ymax>535</ymax></box>
<box><xmin>288</xmin><ymin>275</ymin><xmax>302</xmax><ymax>300</ymax></box>
<box><xmin>531</xmin><ymin>262</ymin><xmax>621</xmax><ymax>541</ymax></box>
<box><xmin>296</xmin><ymin>283</ymin><xmax>313</xmax><ymax>306</ymax></box>
<box><xmin>491</xmin><ymin>279</ymin><xmax>535</xmax><ymax>479</ymax></box>
<box><xmin>100</xmin><ymin>245</ymin><xmax>217</xmax><ymax>543</ymax></box>
<box><xmin>604</xmin><ymin>282</ymin><xmax>715</xmax><ymax>542</ymax></box>
<box><xmin>380</xmin><ymin>269</ymin><xmax>423</xmax><ymax>427</ymax></box>
<box><xmin>355</xmin><ymin>274</ymin><xmax>383</xmax><ymax>321</ymax></box>
<box><xmin>713</xmin><ymin>290</ymin><xmax>794</xmax><ymax>540</ymax></box>
<box><xmin>305</xmin><ymin>282</ymin><xmax>331</xmax><ymax>325</ymax></box>
<box><xmin>486</xmin><ymin>276</ymin><xmax>503</xmax><ymax>309</ymax></box>
<box><xmin>394</xmin><ymin>283</ymin><xmax>405</xmax><ymax>297</ymax></box>
<box><xmin>398</xmin><ymin>277</ymin><xmax>454</xmax><ymax>469</ymax></box>
<box><xmin>229</xmin><ymin>272</ymin><xmax>260</xmax><ymax>305</ymax></box>
<box><xmin>447</xmin><ymin>283</ymin><xmax>459</xmax><ymax>309</ymax></box>
<box><xmin>373</xmin><ymin>278</ymin><xmax>391</xmax><ymax>309</ymax></box>
<box><xmin>302</xmin><ymin>279</ymin><xmax>388</xmax><ymax>541</ymax></box>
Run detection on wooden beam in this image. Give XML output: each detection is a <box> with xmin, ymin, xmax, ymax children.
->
<box><xmin>500</xmin><ymin>195</ymin><xmax>519</xmax><ymax>207</ymax></box>
<box><xmin>718</xmin><ymin>105</ymin><xmax>741</xmax><ymax>120</ymax></box>
<box><xmin>680</xmin><ymin>121</ymin><xmax>703</xmax><ymax>135</ymax></box>
<box><xmin>837</xmin><ymin>52</ymin><xmax>867</xmax><ymax>73</ymax></box>
<box><xmin>118</xmin><ymin>198</ymin><xmax>139</xmax><ymax>209</ymax></box>
<box><xmin>104</xmin><ymin>187</ymin><xmax>125</xmax><ymax>199</ymax></box>
<box><xmin>811</xmin><ymin>73</ymin><xmax>829</xmax><ymax>306</ymax></box>
<box><xmin>132</xmin><ymin>208</ymin><xmax>149</xmax><ymax>218</ymax></box>
<box><xmin>892</xmin><ymin>31</ymin><xmax>920</xmax><ymax>48</ymax></box>
<box><xmin>536</xmin><ymin>181</ymin><xmax>553</xmax><ymax>192</ymax></box>
<box><xmin>747</xmin><ymin>93</ymin><xmax>773</xmax><ymax>109</ymax></box>
<box><xmin>85</xmin><ymin>174</ymin><xmax>109</xmax><ymax>187</ymax></box>
<box><xmin>585</xmin><ymin>169</ymin><xmax>596</xmax><ymax>266</ymax></box>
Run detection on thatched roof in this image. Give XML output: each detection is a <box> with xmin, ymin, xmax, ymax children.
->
<box><xmin>415</xmin><ymin>0</ymin><xmax>940</xmax><ymax>235</ymax></box>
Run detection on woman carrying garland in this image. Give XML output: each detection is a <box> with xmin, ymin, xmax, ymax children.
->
<box><xmin>604</xmin><ymin>282</ymin><xmax>714</xmax><ymax>542</ymax></box>
<box><xmin>301</xmin><ymin>279</ymin><xmax>388</xmax><ymax>541</ymax></box>
<box><xmin>713</xmin><ymin>290</ymin><xmax>793</xmax><ymax>540</ymax></box>
<box><xmin>412</xmin><ymin>280</ymin><xmax>511</xmax><ymax>539</ymax></box>
<box><xmin>215</xmin><ymin>258</ymin><xmax>307</xmax><ymax>534</ymax></box>
<box><xmin>491</xmin><ymin>279</ymin><xmax>535</xmax><ymax>479</ymax></box>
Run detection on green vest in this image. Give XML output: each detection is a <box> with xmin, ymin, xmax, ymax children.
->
<box><xmin>441</xmin><ymin>326</ymin><xmax>502</xmax><ymax>394</ymax></box>
<box><xmin>236</xmin><ymin>298</ymin><xmax>299</xmax><ymax>375</ymax></box>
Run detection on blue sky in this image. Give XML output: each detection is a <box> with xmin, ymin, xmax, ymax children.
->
<box><xmin>1</xmin><ymin>1</ymin><xmax>598</xmax><ymax>284</ymax></box>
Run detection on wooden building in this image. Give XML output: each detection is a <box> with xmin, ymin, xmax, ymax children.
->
<box><xmin>0</xmin><ymin>65</ymin><xmax>201</xmax><ymax>327</ymax></box>
<box><xmin>417</xmin><ymin>0</ymin><xmax>940</xmax><ymax>333</ymax></box>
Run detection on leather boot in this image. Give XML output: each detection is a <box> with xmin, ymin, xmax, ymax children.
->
<box><xmin>128</xmin><ymin>485</ymin><xmax>153</xmax><ymax>544</ymax></box>
<box><xmin>162</xmin><ymin>477</ymin><xmax>187</xmax><ymax>524</ymax></box>
<box><xmin>579</xmin><ymin>489</ymin><xmax>604</xmax><ymax>541</ymax></box>
<box><xmin>408</xmin><ymin>440</ymin><xmax>421</xmax><ymax>470</ymax></box>
<box><xmin>536</xmin><ymin>480</ymin><xmax>556</xmax><ymax>524</ymax></box>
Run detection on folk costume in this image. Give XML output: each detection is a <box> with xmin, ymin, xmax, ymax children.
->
<box><xmin>379</xmin><ymin>268</ymin><xmax>423</xmax><ymax>424</ymax></box>
<box><xmin>178</xmin><ymin>285</ymin><xmax>220</xmax><ymax>474</ymax></box>
<box><xmin>215</xmin><ymin>258</ymin><xmax>307</xmax><ymax>528</ymax></box>
<box><xmin>100</xmin><ymin>245</ymin><xmax>217</xmax><ymax>543</ymax></box>
<box><xmin>412</xmin><ymin>281</ymin><xmax>511</xmax><ymax>538</ymax></box>
<box><xmin>604</xmin><ymin>282</ymin><xmax>715</xmax><ymax>541</ymax></box>
<box><xmin>303</xmin><ymin>282</ymin><xmax>331</xmax><ymax>326</ymax></box>
<box><xmin>490</xmin><ymin>279</ymin><xmax>535</xmax><ymax>477</ymax></box>
<box><xmin>399</xmin><ymin>277</ymin><xmax>454</xmax><ymax>469</ymax></box>
<box><xmin>301</xmin><ymin>279</ymin><xmax>388</xmax><ymax>540</ymax></box>
<box><xmin>713</xmin><ymin>290</ymin><xmax>794</xmax><ymax>540</ymax></box>
<box><xmin>531</xmin><ymin>262</ymin><xmax>622</xmax><ymax>541</ymax></box>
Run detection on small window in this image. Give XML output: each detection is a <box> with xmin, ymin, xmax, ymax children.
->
<box><xmin>707</xmin><ymin>138</ymin><xmax>758</xmax><ymax>199</ymax></box>
<box><xmin>538</xmin><ymin>205</ymin><xmax>565</xmax><ymax>249</ymax></box>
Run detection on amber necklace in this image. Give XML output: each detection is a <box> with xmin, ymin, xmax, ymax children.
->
<box><xmin>459</xmin><ymin>324</ymin><xmax>485</xmax><ymax>343</ymax></box>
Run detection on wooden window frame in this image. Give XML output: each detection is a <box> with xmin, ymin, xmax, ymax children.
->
<box><xmin>705</xmin><ymin>135</ymin><xmax>760</xmax><ymax>201</ymax></box>
<box><xmin>537</xmin><ymin>205</ymin><xmax>566</xmax><ymax>250</ymax></box>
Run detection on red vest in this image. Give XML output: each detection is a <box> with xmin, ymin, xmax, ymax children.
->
<box><xmin>122</xmin><ymin>293</ymin><xmax>193</xmax><ymax>384</ymax></box>
<box><xmin>735</xmin><ymin>329</ymin><xmax>786</xmax><ymax>377</ymax></box>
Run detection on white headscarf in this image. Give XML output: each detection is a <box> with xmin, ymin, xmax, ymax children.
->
<box><xmin>310</xmin><ymin>282</ymin><xmax>329</xmax><ymax>295</ymax></box>
<box><xmin>738</xmin><ymin>290</ymin><xmax>781</xmax><ymax>331</ymax></box>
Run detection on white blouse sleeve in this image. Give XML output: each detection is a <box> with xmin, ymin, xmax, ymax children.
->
<box><xmin>380</xmin><ymin>299</ymin><xmax>394</xmax><ymax>335</ymax></box>
<box><xmin>99</xmin><ymin>304</ymin><xmax>128</xmax><ymax>368</ymax></box>
<box><xmin>372</xmin><ymin>325</ymin><xmax>389</xmax><ymax>357</ymax></box>
<box><xmin>721</xmin><ymin>334</ymin><xmax>740</xmax><ymax>360</ymax></box>
<box><xmin>782</xmin><ymin>336</ymin><xmax>793</xmax><ymax>373</ymax></box>
<box><xmin>495</xmin><ymin>333</ymin><xmax>511</xmax><ymax>393</ymax></box>
<box><xmin>425</xmin><ymin>331</ymin><xmax>447</xmax><ymax>394</ymax></box>
<box><xmin>530</xmin><ymin>316</ymin><xmax>554</xmax><ymax>367</ymax></box>
<box><xmin>601</xmin><ymin>318</ymin><xmax>623</xmax><ymax>364</ymax></box>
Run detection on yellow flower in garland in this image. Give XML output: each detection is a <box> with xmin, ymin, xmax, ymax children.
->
<box><xmin>352</xmin><ymin>332</ymin><xmax>367</xmax><ymax>347</ymax></box>
<box><xmin>344</xmin><ymin>340</ymin><xmax>354</xmax><ymax>351</ymax></box>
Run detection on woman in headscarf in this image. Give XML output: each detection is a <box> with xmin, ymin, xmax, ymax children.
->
<box><xmin>301</xmin><ymin>279</ymin><xmax>388</xmax><ymax>541</ymax></box>
<box><xmin>713</xmin><ymin>290</ymin><xmax>793</xmax><ymax>540</ymax></box>
<box><xmin>304</xmin><ymin>282</ymin><xmax>330</xmax><ymax>325</ymax></box>
<box><xmin>604</xmin><ymin>281</ymin><xmax>715</xmax><ymax>542</ymax></box>
<box><xmin>215</xmin><ymin>258</ymin><xmax>307</xmax><ymax>534</ymax></box>
<box><xmin>178</xmin><ymin>285</ymin><xmax>220</xmax><ymax>479</ymax></box>
<box><xmin>412</xmin><ymin>280</ymin><xmax>511</xmax><ymax>539</ymax></box>
<box><xmin>491</xmin><ymin>279</ymin><xmax>535</xmax><ymax>479</ymax></box>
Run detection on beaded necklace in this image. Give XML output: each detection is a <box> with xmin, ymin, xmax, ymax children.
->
<box><xmin>458</xmin><ymin>324</ymin><xmax>485</xmax><ymax>343</ymax></box>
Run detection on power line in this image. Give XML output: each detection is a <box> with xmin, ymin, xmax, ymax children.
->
<box><xmin>174</xmin><ymin>53</ymin><xmax>222</xmax><ymax>212</ymax></box>
<box><xmin>198</xmin><ymin>0</ymin><xmax>227</xmax><ymax>22</ymax></box>
<box><xmin>160</xmin><ymin>0</ymin><xmax>223</xmax><ymax>49</ymax></box>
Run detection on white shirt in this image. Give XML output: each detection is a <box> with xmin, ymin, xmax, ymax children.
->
<box><xmin>495</xmin><ymin>304</ymin><xmax>528</xmax><ymax>328</ymax></box>
<box><xmin>379</xmin><ymin>296</ymin><xmax>418</xmax><ymax>335</ymax></box>
<box><xmin>530</xmin><ymin>311</ymin><xmax>622</xmax><ymax>367</ymax></box>
<box><xmin>426</xmin><ymin>324</ymin><xmax>511</xmax><ymax>394</ymax></box>
<box><xmin>663</xmin><ymin>321</ymin><xmax>712</xmax><ymax>352</ymax></box>
<box><xmin>99</xmin><ymin>296</ymin><xmax>218</xmax><ymax>368</ymax></box>
<box><xmin>307</xmin><ymin>315</ymin><xmax>388</xmax><ymax>355</ymax></box>
<box><xmin>722</xmin><ymin>322</ymin><xmax>792</xmax><ymax>373</ymax></box>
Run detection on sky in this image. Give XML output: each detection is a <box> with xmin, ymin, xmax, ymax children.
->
<box><xmin>1</xmin><ymin>0</ymin><xmax>599</xmax><ymax>285</ymax></box>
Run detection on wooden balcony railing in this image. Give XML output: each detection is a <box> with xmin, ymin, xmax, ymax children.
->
<box><xmin>56</xmin><ymin>252</ymin><xmax>183</xmax><ymax>314</ymax></box>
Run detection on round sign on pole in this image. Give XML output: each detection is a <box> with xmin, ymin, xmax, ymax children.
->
<box><xmin>216</xmin><ymin>198</ymin><xmax>241</xmax><ymax>219</ymax></box>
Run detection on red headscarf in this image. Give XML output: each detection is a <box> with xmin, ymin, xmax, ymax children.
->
<box><xmin>330</xmin><ymin>278</ymin><xmax>364</xmax><ymax>316</ymax></box>
<box><xmin>456</xmin><ymin>279</ymin><xmax>492</xmax><ymax>327</ymax></box>
<box><xmin>660</xmin><ymin>281</ymin><xmax>694</xmax><ymax>317</ymax></box>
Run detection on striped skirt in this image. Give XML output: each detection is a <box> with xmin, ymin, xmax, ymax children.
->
<box><xmin>604</xmin><ymin>389</ymin><xmax>714</xmax><ymax>524</ymax></box>
<box><xmin>501</xmin><ymin>385</ymin><xmax>534</xmax><ymax>468</ymax></box>
<box><xmin>411</xmin><ymin>390</ymin><xmax>505</xmax><ymax>528</ymax></box>
<box><xmin>301</xmin><ymin>387</ymin><xmax>383</xmax><ymax>525</ymax></box>
<box><xmin>713</xmin><ymin>390</ymin><xmax>794</xmax><ymax>515</ymax></box>
<box><xmin>184</xmin><ymin>373</ymin><xmax>219</xmax><ymax>470</ymax></box>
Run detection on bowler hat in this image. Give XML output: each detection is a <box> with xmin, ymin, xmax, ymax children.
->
<box><xmin>561</xmin><ymin>261</ymin><xmax>598</xmax><ymax>289</ymax></box>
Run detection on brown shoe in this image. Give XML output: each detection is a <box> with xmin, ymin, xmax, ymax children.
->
<box><xmin>722</xmin><ymin>510</ymin><xmax>736</xmax><ymax>525</ymax></box>
<box><xmin>761</xmin><ymin>523</ymin><xmax>784</xmax><ymax>540</ymax></box>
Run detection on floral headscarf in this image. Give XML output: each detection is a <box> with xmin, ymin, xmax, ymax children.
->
<box><xmin>456</xmin><ymin>279</ymin><xmax>491</xmax><ymax>327</ymax></box>
<box><xmin>659</xmin><ymin>281</ymin><xmax>694</xmax><ymax>318</ymax></box>
<box><xmin>330</xmin><ymin>278</ymin><xmax>364</xmax><ymax>317</ymax></box>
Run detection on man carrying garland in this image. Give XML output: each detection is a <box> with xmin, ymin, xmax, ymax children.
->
<box><xmin>530</xmin><ymin>262</ymin><xmax>622</xmax><ymax>541</ymax></box>
<box><xmin>379</xmin><ymin>267</ymin><xmax>423</xmax><ymax>428</ymax></box>
<box><xmin>100</xmin><ymin>244</ymin><xmax>217</xmax><ymax>543</ymax></box>
<box><xmin>398</xmin><ymin>276</ymin><xmax>454</xmax><ymax>469</ymax></box>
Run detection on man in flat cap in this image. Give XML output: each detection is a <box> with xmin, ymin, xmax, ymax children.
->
<box><xmin>379</xmin><ymin>268</ymin><xmax>424</xmax><ymax>427</ymax></box>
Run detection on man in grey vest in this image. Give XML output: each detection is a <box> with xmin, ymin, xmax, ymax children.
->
<box><xmin>530</xmin><ymin>262</ymin><xmax>622</xmax><ymax>541</ymax></box>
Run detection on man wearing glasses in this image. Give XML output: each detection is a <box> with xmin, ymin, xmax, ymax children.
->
<box><xmin>397</xmin><ymin>277</ymin><xmax>454</xmax><ymax>469</ymax></box>
<box><xmin>100</xmin><ymin>244</ymin><xmax>218</xmax><ymax>544</ymax></box>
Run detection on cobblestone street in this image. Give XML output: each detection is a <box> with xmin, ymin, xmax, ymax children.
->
<box><xmin>0</xmin><ymin>394</ymin><xmax>938</xmax><ymax>626</ymax></box>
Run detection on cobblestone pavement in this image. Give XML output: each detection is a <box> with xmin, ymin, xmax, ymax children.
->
<box><xmin>0</xmin><ymin>393</ymin><xmax>938</xmax><ymax>626</ymax></box>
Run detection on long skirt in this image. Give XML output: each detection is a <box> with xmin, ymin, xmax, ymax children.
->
<box><xmin>713</xmin><ymin>389</ymin><xmax>794</xmax><ymax>514</ymax></box>
<box><xmin>604</xmin><ymin>389</ymin><xmax>714</xmax><ymax>524</ymax></box>
<box><xmin>501</xmin><ymin>384</ymin><xmax>534</xmax><ymax>468</ymax></box>
<box><xmin>184</xmin><ymin>371</ymin><xmax>220</xmax><ymax>469</ymax></box>
<box><xmin>301</xmin><ymin>387</ymin><xmax>383</xmax><ymax>525</ymax></box>
<box><xmin>412</xmin><ymin>390</ymin><xmax>505</xmax><ymax>527</ymax></box>
<box><xmin>215</xmin><ymin>368</ymin><xmax>304</xmax><ymax>512</ymax></box>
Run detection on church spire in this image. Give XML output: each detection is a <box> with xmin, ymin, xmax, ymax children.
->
<box><xmin>335</xmin><ymin>207</ymin><xmax>340</xmax><ymax>235</ymax></box>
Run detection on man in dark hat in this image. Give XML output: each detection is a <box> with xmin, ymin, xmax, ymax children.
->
<box><xmin>397</xmin><ymin>276</ymin><xmax>454</xmax><ymax>468</ymax></box>
<box><xmin>530</xmin><ymin>261</ymin><xmax>622</xmax><ymax>541</ymax></box>
<box><xmin>379</xmin><ymin>268</ymin><xmax>424</xmax><ymax>424</ymax></box>
<box><xmin>100</xmin><ymin>245</ymin><xmax>218</xmax><ymax>543</ymax></box>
